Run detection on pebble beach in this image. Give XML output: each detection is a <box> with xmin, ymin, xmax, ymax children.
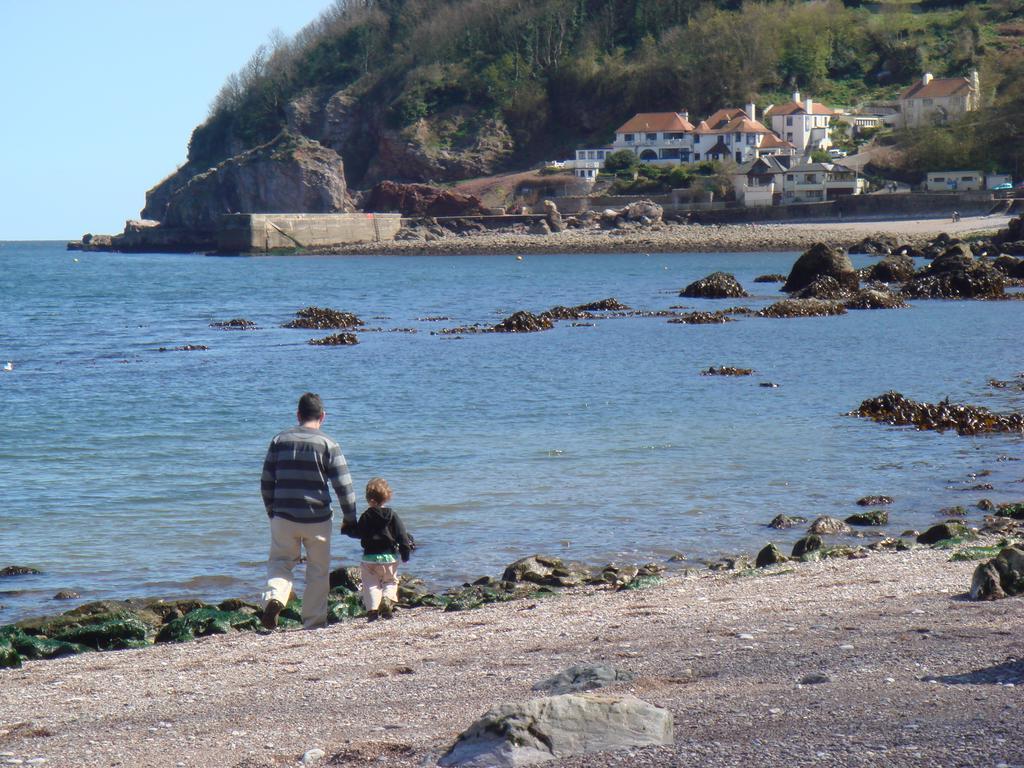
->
<box><xmin>1</xmin><ymin>545</ymin><xmax>1021</xmax><ymax>767</ymax></box>
<box><xmin>324</xmin><ymin>214</ymin><xmax>1012</xmax><ymax>256</ymax></box>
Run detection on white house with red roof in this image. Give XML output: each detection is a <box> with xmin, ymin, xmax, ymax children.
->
<box><xmin>610</xmin><ymin>111</ymin><xmax>696</xmax><ymax>162</ymax></box>
<box><xmin>691</xmin><ymin>104</ymin><xmax>795</xmax><ymax>164</ymax></box>
<box><xmin>764</xmin><ymin>92</ymin><xmax>834</xmax><ymax>156</ymax></box>
<box><xmin>899</xmin><ymin>70</ymin><xmax>979</xmax><ymax>128</ymax></box>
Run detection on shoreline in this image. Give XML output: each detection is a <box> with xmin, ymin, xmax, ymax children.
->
<box><xmin>62</xmin><ymin>214</ymin><xmax>1012</xmax><ymax>257</ymax></box>
<box><xmin>313</xmin><ymin>215</ymin><xmax>1010</xmax><ymax>257</ymax></box>
<box><xmin>1</xmin><ymin>543</ymin><xmax>1021</xmax><ymax>766</ymax></box>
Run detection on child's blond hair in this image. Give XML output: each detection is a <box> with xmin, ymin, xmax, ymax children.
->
<box><xmin>365</xmin><ymin>477</ymin><xmax>392</xmax><ymax>506</ymax></box>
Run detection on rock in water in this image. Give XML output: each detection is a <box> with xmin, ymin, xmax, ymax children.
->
<box><xmin>492</xmin><ymin>312</ymin><xmax>553</xmax><ymax>333</ymax></box>
<box><xmin>680</xmin><ymin>272</ymin><xmax>749</xmax><ymax>299</ymax></box>
<box><xmin>866</xmin><ymin>254</ymin><xmax>916</xmax><ymax>283</ymax></box>
<box><xmin>809</xmin><ymin>516</ymin><xmax>851</xmax><ymax>535</ymax></box>
<box><xmin>793</xmin><ymin>275</ymin><xmax>850</xmax><ymax>300</ymax></box>
<box><xmin>1</xmin><ymin>565</ymin><xmax>41</xmax><ymax>577</ymax></box>
<box><xmin>161</xmin><ymin>132</ymin><xmax>351</xmax><ymax>231</ymax></box>
<box><xmin>533</xmin><ymin>665</ymin><xmax>635</xmax><ymax>695</ymax></box>
<box><xmin>438</xmin><ymin>693</ymin><xmax>673</xmax><ymax>767</ymax></box>
<box><xmin>846</xmin><ymin>510</ymin><xmax>888</xmax><ymax>526</ymax></box>
<box><xmin>901</xmin><ymin>243</ymin><xmax>1005</xmax><ymax>299</ymax></box>
<box><xmin>970</xmin><ymin>546</ymin><xmax>1024</xmax><ymax>600</ymax></box>
<box><xmin>782</xmin><ymin>243</ymin><xmax>859</xmax><ymax>293</ymax></box>
<box><xmin>844</xmin><ymin>288</ymin><xmax>907</xmax><ymax>310</ymax></box>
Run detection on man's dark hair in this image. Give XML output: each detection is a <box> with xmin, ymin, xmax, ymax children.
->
<box><xmin>297</xmin><ymin>392</ymin><xmax>324</xmax><ymax>422</ymax></box>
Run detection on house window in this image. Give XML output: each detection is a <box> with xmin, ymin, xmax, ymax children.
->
<box><xmin>694</xmin><ymin>135</ymin><xmax>700</xmax><ymax>144</ymax></box>
<box><xmin>786</xmin><ymin>174</ymin><xmax>794</xmax><ymax>181</ymax></box>
<box><xmin>747</xmin><ymin>134</ymin><xmax>756</xmax><ymax>145</ymax></box>
<box><xmin>787</xmin><ymin>133</ymin><xmax>793</xmax><ymax>142</ymax></box>
<box><xmin>961</xmin><ymin>176</ymin><xmax>975</xmax><ymax>181</ymax></box>
<box><xmin>923</xmin><ymin>98</ymin><xmax>933</xmax><ymax>106</ymax></box>
<box><xmin>624</xmin><ymin>134</ymin><xmax>634</xmax><ymax>142</ymax></box>
<box><xmin>694</xmin><ymin>153</ymin><xmax>700</xmax><ymax>160</ymax></box>
<box><xmin>735</xmin><ymin>132</ymin><xmax>741</xmax><ymax>140</ymax></box>
<box><xmin>786</xmin><ymin>116</ymin><xmax>793</xmax><ymax>126</ymax></box>
<box><xmin>646</xmin><ymin>133</ymin><xmax>657</xmax><ymax>141</ymax></box>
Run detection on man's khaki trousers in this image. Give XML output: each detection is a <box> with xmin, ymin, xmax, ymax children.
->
<box><xmin>263</xmin><ymin>516</ymin><xmax>332</xmax><ymax>629</ymax></box>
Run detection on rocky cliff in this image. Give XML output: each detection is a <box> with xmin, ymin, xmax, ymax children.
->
<box><xmin>153</xmin><ymin>132</ymin><xmax>350</xmax><ymax>231</ymax></box>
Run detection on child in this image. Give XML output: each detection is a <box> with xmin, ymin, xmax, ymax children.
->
<box><xmin>348</xmin><ymin>477</ymin><xmax>414</xmax><ymax>621</ymax></box>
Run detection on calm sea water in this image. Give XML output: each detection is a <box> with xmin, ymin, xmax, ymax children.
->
<box><xmin>1</xmin><ymin>241</ymin><xmax>1022</xmax><ymax>622</ymax></box>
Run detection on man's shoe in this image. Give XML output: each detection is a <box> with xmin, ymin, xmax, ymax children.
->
<box><xmin>261</xmin><ymin>599</ymin><xmax>284</xmax><ymax>630</ymax></box>
<box><xmin>379</xmin><ymin>597</ymin><xmax>395</xmax><ymax>619</ymax></box>
<box><xmin>366</xmin><ymin>609</ymin><xmax>379</xmax><ymax>623</ymax></box>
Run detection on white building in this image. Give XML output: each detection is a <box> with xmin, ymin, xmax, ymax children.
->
<box><xmin>692</xmin><ymin>105</ymin><xmax>795</xmax><ymax>163</ymax></box>
<box><xmin>764</xmin><ymin>93</ymin><xmax>834</xmax><ymax>156</ymax></box>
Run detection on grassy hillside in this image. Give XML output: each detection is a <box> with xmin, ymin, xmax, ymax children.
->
<box><xmin>187</xmin><ymin>0</ymin><xmax>1024</xmax><ymax>185</ymax></box>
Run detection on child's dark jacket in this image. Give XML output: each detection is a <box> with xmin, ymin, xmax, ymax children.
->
<box><xmin>348</xmin><ymin>506</ymin><xmax>414</xmax><ymax>562</ymax></box>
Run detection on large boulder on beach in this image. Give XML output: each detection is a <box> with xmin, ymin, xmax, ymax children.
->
<box><xmin>680</xmin><ymin>272</ymin><xmax>749</xmax><ymax>299</ymax></box>
<box><xmin>917</xmin><ymin>522</ymin><xmax>969</xmax><ymax>545</ymax></box>
<box><xmin>161</xmin><ymin>132</ymin><xmax>351</xmax><ymax>231</ymax></box>
<box><xmin>502</xmin><ymin>555</ymin><xmax>589</xmax><ymax>587</ymax></box>
<box><xmin>438</xmin><ymin>693</ymin><xmax>673</xmax><ymax>767</ymax></box>
<box><xmin>970</xmin><ymin>546</ymin><xmax>1024</xmax><ymax>600</ymax></box>
<box><xmin>782</xmin><ymin>243</ymin><xmax>859</xmax><ymax>294</ymax></box>
<box><xmin>792</xmin><ymin>534</ymin><xmax>824</xmax><ymax>558</ymax></box>
<box><xmin>901</xmin><ymin>244</ymin><xmax>1005</xmax><ymax>299</ymax></box>
<box><xmin>361</xmin><ymin>180</ymin><xmax>484</xmax><ymax>217</ymax></box>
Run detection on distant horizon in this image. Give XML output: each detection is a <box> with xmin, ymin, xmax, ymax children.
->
<box><xmin>0</xmin><ymin>1</ymin><xmax>331</xmax><ymax>241</ymax></box>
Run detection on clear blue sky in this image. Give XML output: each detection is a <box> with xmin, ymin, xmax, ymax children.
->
<box><xmin>0</xmin><ymin>1</ymin><xmax>332</xmax><ymax>240</ymax></box>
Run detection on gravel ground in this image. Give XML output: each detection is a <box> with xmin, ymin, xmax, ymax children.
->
<box><xmin>322</xmin><ymin>215</ymin><xmax>1012</xmax><ymax>256</ymax></box>
<box><xmin>2</xmin><ymin>546</ymin><xmax>1022</xmax><ymax>767</ymax></box>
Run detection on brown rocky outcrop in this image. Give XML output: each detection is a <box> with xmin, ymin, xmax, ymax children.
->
<box><xmin>361</xmin><ymin>181</ymin><xmax>485</xmax><ymax>217</ymax></box>
<box><xmin>901</xmin><ymin>243</ymin><xmax>1005</xmax><ymax>299</ymax></box>
<box><xmin>161</xmin><ymin>132</ymin><xmax>351</xmax><ymax>232</ymax></box>
<box><xmin>365</xmin><ymin>111</ymin><xmax>514</xmax><ymax>184</ymax></box>
<box><xmin>865</xmin><ymin>254</ymin><xmax>916</xmax><ymax>283</ymax></box>
<box><xmin>782</xmin><ymin>243</ymin><xmax>859</xmax><ymax>294</ymax></box>
<box><xmin>680</xmin><ymin>272</ymin><xmax>749</xmax><ymax>299</ymax></box>
<box><xmin>793</xmin><ymin>275</ymin><xmax>851</xmax><ymax>300</ymax></box>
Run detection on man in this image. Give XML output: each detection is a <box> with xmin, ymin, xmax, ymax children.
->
<box><xmin>260</xmin><ymin>392</ymin><xmax>357</xmax><ymax>630</ymax></box>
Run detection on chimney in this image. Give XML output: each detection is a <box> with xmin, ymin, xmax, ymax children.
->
<box><xmin>745</xmin><ymin>102</ymin><xmax>756</xmax><ymax>121</ymax></box>
<box><xmin>922</xmin><ymin>73</ymin><xmax>933</xmax><ymax>86</ymax></box>
<box><xmin>969</xmin><ymin>68</ymin><xmax>979</xmax><ymax>91</ymax></box>
<box><xmin>805</xmin><ymin>98</ymin><xmax>813</xmax><ymax>114</ymax></box>
<box><xmin>679</xmin><ymin>110</ymin><xmax>689</xmax><ymax>122</ymax></box>
<box><xmin>792</xmin><ymin>91</ymin><xmax>801</xmax><ymax>104</ymax></box>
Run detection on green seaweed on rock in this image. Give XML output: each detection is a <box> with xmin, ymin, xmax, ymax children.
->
<box><xmin>52</xmin><ymin>617</ymin><xmax>149</xmax><ymax>651</ymax></box>
<box><xmin>155</xmin><ymin>607</ymin><xmax>260</xmax><ymax>644</ymax></box>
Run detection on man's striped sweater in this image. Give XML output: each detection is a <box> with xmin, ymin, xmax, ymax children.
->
<box><xmin>261</xmin><ymin>425</ymin><xmax>357</xmax><ymax>525</ymax></box>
